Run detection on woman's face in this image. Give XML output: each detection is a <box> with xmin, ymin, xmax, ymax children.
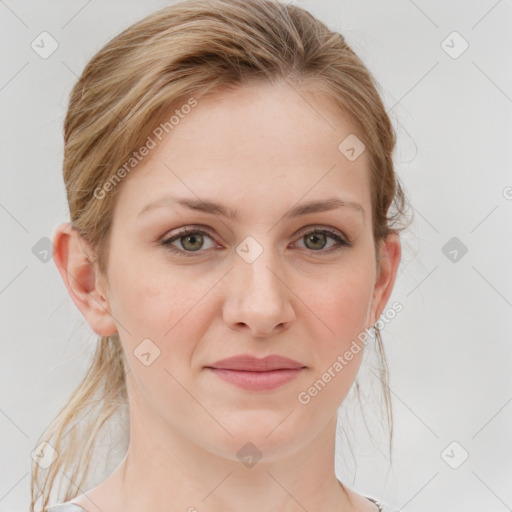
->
<box><xmin>94</xmin><ymin>80</ymin><xmax>400</xmax><ymax>462</ymax></box>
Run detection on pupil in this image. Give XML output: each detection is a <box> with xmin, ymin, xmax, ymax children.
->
<box><xmin>307</xmin><ymin>233</ymin><xmax>325</xmax><ymax>249</ymax></box>
<box><xmin>183</xmin><ymin>234</ymin><xmax>202</xmax><ymax>251</ymax></box>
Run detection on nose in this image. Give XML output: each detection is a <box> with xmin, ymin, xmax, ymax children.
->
<box><xmin>222</xmin><ymin>245</ymin><xmax>295</xmax><ymax>338</ymax></box>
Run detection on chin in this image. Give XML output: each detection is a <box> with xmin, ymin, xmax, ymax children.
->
<box><xmin>199</xmin><ymin>413</ymin><xmax>311</xmax><ymax>464</ymax></box>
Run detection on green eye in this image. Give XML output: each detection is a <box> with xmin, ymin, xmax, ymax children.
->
<box><xmin>161</xmin><ymin>227</ymin><xmax>351</xmax><ymax>257</ymax></box>
<box><xmin>161</xmin><ymin>228</ymin><xmax>215</xmax><ymax>257</ymax></box>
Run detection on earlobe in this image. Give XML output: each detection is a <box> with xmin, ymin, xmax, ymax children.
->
<box><xmin>52</xmin><ymin>222</ymin><xmax>118</xmax><ymax>337</ymax></box>
<box><xmin>369</xmin><ymin>233</ymin><xmax>402</xmax><ymax>326</ymax></box>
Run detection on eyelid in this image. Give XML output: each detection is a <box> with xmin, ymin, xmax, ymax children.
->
<box><xmin>294</xmin><ymin>225</ymin><xmax>349</xmax><ymax>243</ymax></box>
<box><xmin>160</xmin><ymin>226</ymin><xmax>218</xmax><ymax>253</ymax></box>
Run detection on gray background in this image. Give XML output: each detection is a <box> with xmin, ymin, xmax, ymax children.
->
<box><xmin>1</xmin><ymin>0</ymin><xmax>511</xmax><ymax>510</ymax></box>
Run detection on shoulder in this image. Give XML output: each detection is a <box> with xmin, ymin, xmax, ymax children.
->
<box><xmin>46</xmin><ymin>504</ymin><xmax>89</xmax><ymax>512</ymax></box>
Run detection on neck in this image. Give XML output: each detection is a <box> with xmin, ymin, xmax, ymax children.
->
<box><xmin>75</xmin><ymin>379</ymin><xmax>363</xmax><ymax>512</ymax></box>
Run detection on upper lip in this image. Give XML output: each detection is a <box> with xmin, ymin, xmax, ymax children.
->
<box><xmin>206</xmin><ymin>355</ymin><xmax>305</xmax><ymax>371</ymax></box>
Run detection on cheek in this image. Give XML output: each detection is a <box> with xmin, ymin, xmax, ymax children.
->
<box><xmin>106</xmin><ymin>254</ymin><xmax>212</xmax><ymax>357</ymax></box>
<box><xmin>308</xmin><ymin>268</ymin><xmax>374</xmax><ymax>342</ymax></box>
<box><xmin>304</xmin><ymin>277</ymin><xmax>372</xmax><ymax>406</ymax></box>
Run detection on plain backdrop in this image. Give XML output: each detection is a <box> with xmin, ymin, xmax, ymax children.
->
<box><xmin>1</xmin><ymin>1</ymin><xmax>511</xmax><ymax>511</ymax></box>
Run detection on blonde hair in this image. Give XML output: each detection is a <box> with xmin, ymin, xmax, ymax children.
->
<box><xmin>31</xmin><ymin>0</ymin><xmax>413</xmax><ymax>509</ymax></box>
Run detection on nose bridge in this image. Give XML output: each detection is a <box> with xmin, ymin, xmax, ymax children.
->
<box><xmin>235</xmin><ymin>237</ymin><xmax>283</xmax><ymax>304</ymax></box>
<box><xmin>223</xmin><ymin>235</ymin><xmax>293</xmax><ymax>335</ymax></box>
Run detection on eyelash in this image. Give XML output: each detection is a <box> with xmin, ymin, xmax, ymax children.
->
<box><xmin>160</xmin><ymin>226</ymin><xmax>352</xmax><ymax>258</ymax></box>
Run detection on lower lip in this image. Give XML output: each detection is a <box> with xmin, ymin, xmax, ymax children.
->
<box><xmin>207</xmin><ymin>368</ymin><xmax>304</xmax><ymax>391</ymax></box>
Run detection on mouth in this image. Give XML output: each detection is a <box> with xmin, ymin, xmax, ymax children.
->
<box><xmin>205</xmin><ymin>367</ymin><xmax>305</xmax><ymax>391</ymax></box>
<box><xmin>205</xmin><ymin>354</ymin><xmax>306</xmax><ymax>391</ymax></box>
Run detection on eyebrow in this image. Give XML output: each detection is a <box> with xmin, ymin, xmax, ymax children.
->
<box><xmin>138</xmin><ymin>196</ymin><xmax>365</xmax><ymax>221</ymax></box>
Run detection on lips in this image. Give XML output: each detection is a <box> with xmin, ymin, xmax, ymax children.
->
<box><xmin>206</xmin><ymin>354</ymin><xmax>305</xmax><ymax>371</ymax></box>
<box><xmin>205</xmin><ymin>355</ymin><xmax>306</xmax><ymax>391</ymax></box>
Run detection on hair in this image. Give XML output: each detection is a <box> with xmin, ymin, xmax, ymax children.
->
<box><xmin>31</xmin><ymin>0</ymin><xmax>413</xmax><ymax>510</ymax></box>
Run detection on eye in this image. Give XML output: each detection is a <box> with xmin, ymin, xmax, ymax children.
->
<box><xmin>160</xmin><ymin>226</ymin><xmax>351</xmax><ymax>258</ymax></box>
<box><xmin>161</xmin><ymin>227</ymin><xmax>217</xmax><ymax>257</ymax></box>
<box><xmin>293</xmin><ymin>227</ymin><xmax>351</xmax><ymax>253</ymax></box>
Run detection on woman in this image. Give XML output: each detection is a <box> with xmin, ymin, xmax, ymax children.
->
<box><xmin>31</xmin><ymin>0</ymin><xmax>411</xmax><ymax>510</ymax></box>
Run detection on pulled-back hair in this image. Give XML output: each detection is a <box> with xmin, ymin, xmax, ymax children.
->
<box><xmin>31</xmin><ymin>1</ymin><xmax>412</xmax><ymax>510</ymax></box>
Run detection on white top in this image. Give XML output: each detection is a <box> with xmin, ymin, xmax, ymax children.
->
<box><xmin>47</xmin><ymin>497</ymin><xmax>400</xmax><ymax>512</ymax></box>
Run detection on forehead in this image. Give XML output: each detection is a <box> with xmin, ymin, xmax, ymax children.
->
<box><xmin>114</xmin><ymin>80</ymin><xmax>372</xmax><ymax>222</ymax></box>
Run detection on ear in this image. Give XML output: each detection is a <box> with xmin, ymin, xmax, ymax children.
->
<box><xmin>52</xmin><ymin>222</ymin><xmax>118</xmax><ymax>337</ymax></box>
<box><xmin>368</xmin><ymin>232</ymin><xmax>402</xmax><ymax>327</ymax></box>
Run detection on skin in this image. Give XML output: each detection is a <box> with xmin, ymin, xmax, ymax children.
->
<box><xmin>53</xmin><ymin>79</ymin><xmax>401</xmax><ymax>512</ymax></box>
